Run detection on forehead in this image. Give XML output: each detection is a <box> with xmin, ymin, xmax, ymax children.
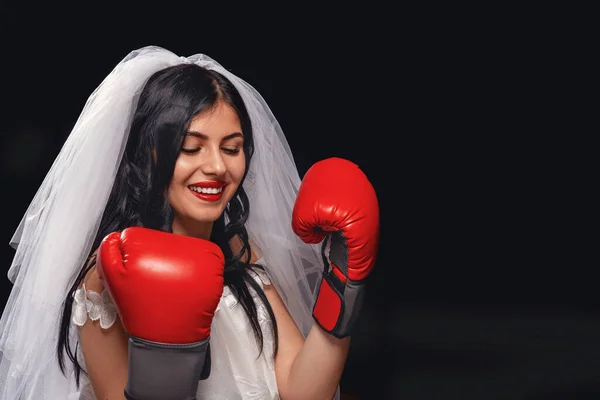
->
<box><xmin>189</xmin><ymin>101</ymin><xmax>241</xmax><ymax>133</ymax></box>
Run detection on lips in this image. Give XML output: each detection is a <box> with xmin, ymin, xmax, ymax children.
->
<box><xmin>188</xmin><ymin>181</ymin><xmax>226</xmax><ymax>202</ymax></box>
<box><xmin>191</xmin><ymin>181</ymin><xmax>226</xmax><ymax>189</ymax></box>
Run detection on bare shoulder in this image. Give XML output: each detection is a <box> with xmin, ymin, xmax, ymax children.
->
<box><xmin>260</xmin><ymin>276</ymin><xmax>279</xmax><ymax>303</ymax></box>
<box><xmin>250</xmin><ymin>265</ymin><xmax>299</xmax><ymax>331</ymax></box>
<box><xmin>253</xmin><ymin>264</ymin><xmax>305</xmax><ymax>394</ymax></box>
<box><xmin>77</xmin><ymin>251</ymin><xmax>129</xmax><ymax>398</ymax></box>
<box><xmin>80</xmin><ymin>251</ymin><xmax>103</xmax><ymax>292</ymax></box>
<box><xmin>76</xmin><ymin>250</ymin><xmax>121</xmax><ymax>333</ymax></box>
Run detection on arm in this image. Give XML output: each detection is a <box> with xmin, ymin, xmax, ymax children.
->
<box><xmin>277</xmin><ymin>157</ymin><xmax>379</xmax><ymax>400</ymax></box>
<box><xmin>264</xmin><ymin>283</ymin><xmax>349</xmax><ymax>400</ymax></box>
<box><xmin>78</xmin><ymin>265</ymin><xmax>129</xmax><ymax>399</ymax></box>
<box><xmin>230</xmin><ymin>237</ymin><xmax>346</xmax><ymax>398</ymax></box>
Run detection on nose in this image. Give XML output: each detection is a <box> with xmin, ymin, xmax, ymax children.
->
<box><xmin>200</xmin><ymin>146</ymin><xmax>226</xmax><ymax>177</ymax></box>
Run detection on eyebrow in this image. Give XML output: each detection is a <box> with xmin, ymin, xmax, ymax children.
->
<box><xmin>186</xmin><ymin>130</ymin><xmax>243</xmax><ymax>141</ymax></box>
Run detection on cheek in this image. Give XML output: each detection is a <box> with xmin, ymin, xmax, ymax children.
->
<box><xmin>171</xmin><ymin>158</ymin><xmax>191</xmax><ymax>185</ymax></box>
<box><xmin>168</xmin><ymin>158</ymin><xmax>191</xmax><ymax>200</ymax></box>
<box><xmin>231</xmin><ymin>155</ymin><xmax>246</xmax><ymax>184</ymax></box>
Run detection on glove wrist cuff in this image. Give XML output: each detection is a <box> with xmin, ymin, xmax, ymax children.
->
<box><xmin>125</xmin><ymin>336</ymin><xmax>210</xmax><ymax>400</ymax></box>
<box><xmin>312</xmin><ymin>272</ymin><xmax>366</xmax><ymax>338</ymax></box>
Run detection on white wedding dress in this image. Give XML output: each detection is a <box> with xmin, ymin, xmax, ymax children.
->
<box><xmin>73</xmin><ymin>262</ymin><xmax>279</xmax><ymax>400</ymax></box>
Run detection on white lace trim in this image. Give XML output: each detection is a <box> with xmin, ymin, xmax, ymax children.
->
<box><xmin>71</xmin><ymin>283</ymin><xmax>118</xmax><ymax>329</ymax></box>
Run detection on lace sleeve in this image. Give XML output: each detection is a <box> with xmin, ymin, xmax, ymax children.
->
<box><xmin>71</xmin><ymin>283</ymin><xmax>118</xmax><ymax>329</ymax></box>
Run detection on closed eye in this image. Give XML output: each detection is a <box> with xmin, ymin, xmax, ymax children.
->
<box><xmin>180</xmin><ymin>147</ymin><xmax>241</xmax><ymax>155</ymax></box>
<box><xmin>222</xmin><ymin>148</ymin><xmax>241</xmax><ymax>155</ymax></box>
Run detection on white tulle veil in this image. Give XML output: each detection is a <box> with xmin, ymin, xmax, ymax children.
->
<box><xmin>0</xmin><ymin>46</ymin><xmax>327</xmax><ymax>399</ymax></box>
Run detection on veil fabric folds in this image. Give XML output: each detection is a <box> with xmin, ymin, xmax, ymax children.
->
<box><xmin>0</xmin><ymin>46</ymin><xmax>330</xmax><ymax>399</ymax></box>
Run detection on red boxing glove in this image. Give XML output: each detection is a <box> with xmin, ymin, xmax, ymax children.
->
<box><xmin>292</xmin><ymin>157</ymin><xmax>379</xmax><ymax>338</ymax></box>
<box><xmin>97</xmin><ymin>227</ymin><xmax>225</xmax><ymax>400</ymax></box>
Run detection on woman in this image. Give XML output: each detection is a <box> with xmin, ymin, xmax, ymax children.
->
<box><xmin>0</xmin><ymin>46</ymin><xmax>378</xmax><ymax>399</ymax></box>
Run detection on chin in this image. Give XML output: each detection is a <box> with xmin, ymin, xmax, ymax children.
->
<box><xmin>189</xmin><ymin>211</ymin><xmax>224</xmax><ymax>224</ymax></box>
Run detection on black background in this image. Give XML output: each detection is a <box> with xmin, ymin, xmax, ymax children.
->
<box><xmin>1</xmin><ymin>5</ymin><xmax>595</xmax><ymax>400</ymax></box>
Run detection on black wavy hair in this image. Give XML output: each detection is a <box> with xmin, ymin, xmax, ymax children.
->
<box><xmin>56</xmin><ymin>63</ymin><xmax>278</xmax><ymax>385</ymax></box>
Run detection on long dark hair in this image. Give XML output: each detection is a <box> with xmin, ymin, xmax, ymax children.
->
<box><xmin>56</xmin><ymin>63</ymin><xmax>278</xmax><ymax>385</ymax></box>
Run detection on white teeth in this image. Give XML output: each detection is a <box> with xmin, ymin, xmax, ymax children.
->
<box><xmin>190</xmin><ymin>186</ymin><xmax>223</xmax><ymax>194</ymax></box>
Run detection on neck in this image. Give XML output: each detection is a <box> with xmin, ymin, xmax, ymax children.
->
<box><xmin>171</xmin><ymin>218</ymin><xmax>213</xmax><ymax>240</ymax></box>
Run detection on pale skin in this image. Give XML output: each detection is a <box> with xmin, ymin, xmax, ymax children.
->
<box><xmin>79</xmin><ymin>101</ymin><xmax>350</xmax><ymax>399</ymax></box>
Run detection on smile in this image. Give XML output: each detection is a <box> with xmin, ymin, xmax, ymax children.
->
<box><xmin>188</xmin><ymin>182</ymin><xmax>225</xmax><ymax>202</ymax></box>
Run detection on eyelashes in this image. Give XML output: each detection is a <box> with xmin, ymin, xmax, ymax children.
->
<box><xmin>181</xmin><ymin>147</ymin><xmax>241</xmax><ymax>155</ymax></box>
<box><xmin>223</xmin><ymin>148</ymin><xmax>241</xmax><ymax>155</ymax></box>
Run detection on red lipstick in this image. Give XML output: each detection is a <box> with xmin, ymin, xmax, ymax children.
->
<box><xmin>188</xmin><ymin>181</ymin><xmax>226</xmax><ymax>202</ymax></box>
